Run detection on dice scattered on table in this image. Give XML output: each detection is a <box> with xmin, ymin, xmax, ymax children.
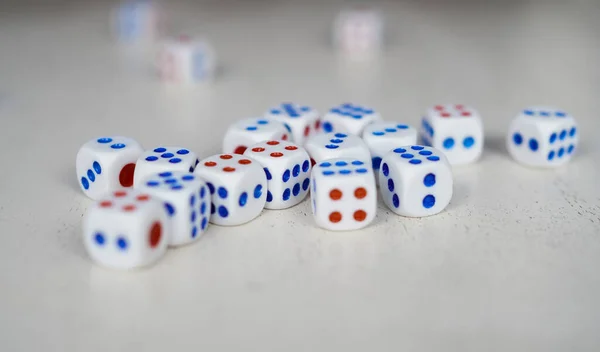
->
<box><xmin>379</xmin><ymin>146</ymin><xmax>453</xmax><ymax>217</ymax></box>
<box><xmin>157</xmin><ymin>35</ymin><xmax>216</xmax><ymax>84</ymax></box>
<box><xmin>265</xmin><ymin>103</ymin><xmax>320</xmax><ymax>145</ymax></box>
<box><xmin>305</xmin><ymin>132</ymin><xmax>371</xmax><ymax>166</ymax></box>
<box><xmin>321</xmin><ymin>103</ymin><xmax>381</xmax><ymax>135</ymax></box>
<box><xmin>136</xmin><ymin>171</ymin><xmax>210</xmax><ymax>246</ymax></box>
<box><xmin>507</xmin><ymin>107</ymin><xmax>578</xmax><ymax>167</ymax></box>
<box><xmin>76</xmin><ymin>136</ymin><xmax>144</xmax><ymax>200</ymax></box>
<box><xmin>362</xmin><ymin>122</ymin><xmax>417</xmax><ymax>179</ymax></box>
<box><xmin>194</xmin><ymin>154</ymin><xmax>267</xmax><ymax>226</ymax></box>
<box><xmin>83</xmin><ymin>189</ymin><xmax>169</xmax><ymax>269</ymax></box>
<box><xmin>113</xmin><ymin>1</ymin><xmax>160</xmax><ymax>44</ymax></box>
<box><xmin>310</xmin><ymin>159</ymin><xmax>376</xmax><ymax>231</ymax></box>
<box><xmin>133</xmin><ymin>147</ymin><xmax>199</xmax><ymax>187</ymax></box>
<box><xmin>243</xmin><ymin>140</ymin><xmax>312</xmax><ymax>210</ymax></box>
<box><xmin>420</xmin><ymin>104</ymin><xmax>484</xmax><ymax>165</ymax></box>
<box><xmin>223</xmin><ymin>118</ymin><xmax>290</xmax><ymax>155</ymax></box>
<box><xmin>333</xmin><ymin>7</ymin><xmax>383</xmax><ymax>57</ymax></box>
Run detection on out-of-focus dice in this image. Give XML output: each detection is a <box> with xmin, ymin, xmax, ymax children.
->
<box><xmin>157</xmin><ymin>35</ymin><xmax>216</xmax><ymax>84</ymax></box>
<box><xmin>420</xmin><ymin>104</ymin><xmax>484</xmax><ymax>165</ymax></box>
<box><xmin>113</xmin><ymin>1</ymin><xmax>160</xmax><ymax>44</ymax></box>
<box><xmin>223</xmin><ymin>118</ymin><xmax>291</xmax><ymax>155</ymax></box>
<box><xmin>321</xmin><ymin>103</ymin><xmax>381</xmax><ymax>135</ymax></box>
<box><xmin>333</xmin><ymin>8</ymin><xmax>383</xmax><ymax>57</ymax></box>
<box><xmin>76</xmin><ymin>136</ymin><xmax>144</xmax><ymax>200</ymax></box>
<box><xmin>83</xmin><ymin>189</ymin><xmax>169</xmax><ymax>270</ymax></box>
<box><xmin>507</xmin><ymin>107</ymin><xmax>578</xmax><ymax>167</ymax></box>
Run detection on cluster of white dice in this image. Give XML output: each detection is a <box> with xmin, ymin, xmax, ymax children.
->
<box><xmin>113</xmin><ymin>1</ymin><xmax>216</xmax><ymax>83</ymax></box>
<box><xmin>76</xmin><ymin>103</ymin><xmax>578</xmax><ymax>269</ymax></box>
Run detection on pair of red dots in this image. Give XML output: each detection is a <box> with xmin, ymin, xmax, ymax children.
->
<box><xmin>434</xmin><ymin>105</ymin><xmax>471</xmax><ymax>117</ymax></box>
<box><xmin>99</xmin><ymin>191</ymin><xmax>151</xmax><ymax>212</ymax></box>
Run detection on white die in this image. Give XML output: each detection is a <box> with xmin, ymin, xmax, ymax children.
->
<box><xmin>133</xmin><ymin>146</ymin><xmax>199</xmax><ymax>188</ymax></box>
<box><xmin>310</xmin><ymin>158</ymin><xmax>376</xmax><ymax>231</ymax></box>
<box><xmin>113</xmin><ymin>1</ymin><xmax>160</xmax><ymax>44</ymax></box>
<box><xmin>243</xmin><ymin>140</ymin><xmax>311</xmax><ymax>210</ymax></box>
<box><xmin>264</xmin><ymin>103</ymin><xmax>320</xmax><ymax>145</ymax></box>
<box><xmin>362</xmin><ymin>122</ymin><xmax>417</xmax><ymax>181</ymax></box>
<box><xmin>157</xmin><ymin>35</ymin><xmax>216</xmax><ymax>84</ymax></box>
<box><xmin>223</xmin><ymin>118</ymin><xmax>291</xmax><ymax>155</ymax></box>
<box><xmin>194</xmin><ymin>154</ymin><xmax>267</xmax><ymax>226</ymax></box>
<box><xmin>321</xmin><ymin>103</ymin><xmax>381</xmax><ymax>135</ymax></box>
<box><xmin>83</xmin><ymin>189</ymin><xmax>169</xmax><ymax>269</ymax></box>
<box><xmin>136</xmin><ymin>171</ymin><xmax>210</xmax><ymax>246</ymax></box>
<box><xmin>379</xmin><ymin>146</ymin><xmax>453</xmax><ymax>217</ymax></box>
<box><xmin>507</xmin><ymin>107</ymin><xmax>578</xmax><ymax>168</ymax></box>
<box><xmin>305</xmin><ymin>132</ymin><xmax>371</xmax><ymax>166</ymax></box>
<box><xmin>420</xmin><ymin>104</ymin><xmax>484</xmax><ymax>165</ymax></box>
<box><xmin>333</xmin><ymin>8</ymin><xmax>383</xmax><ymax>55</ymax></box>
<box><xmin>76</xmin><ymin>136</ymin><xmax>144</xmax><ymax>200</ymax></box>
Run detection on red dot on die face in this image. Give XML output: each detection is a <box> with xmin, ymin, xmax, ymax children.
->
<box><xmin>220</xmin><ymin>154</ymin><xmax>233</xmax><ymax>160</ymax></box>
<box><xmin>99</xmin><ymin>201</ymin><xmax>113</xmax><ymax>208</ymax></box>
<box><xmin>315</xmin><ymin>120</ymin><xmax>321</xmax><ymax>130</ymax></box>
<box><xmin>461</xmin><ymin>111</ymin><xmax>471</xmax><ymax>117</ymax></box>
<box><xmin>435</xmin><ymin>105</ymin><xmax>445</xmax><ymax>111</ymax></box>
<box><xmin>282</xmin><ymin>134</ymin><xmax>288</xmax><ymax>141</ymax></box>
<box><xmin>136</xmin><ymin>195</ymin><xmax>150</xmax><ymax>201</ymax></box>
<box><xmin>204</xmin><ymin>161</ymin><xmax>217</xmax><ymax>167</ymax></box>
<box><xmin>304</xmin><ymin>126</ymin><xmax>310</xmax><ymax>137</ymax></box>
<box><xmin>266</xmin><ymin>141</ymin><xmax>279</xmax><ymax>146</ymax></box>
<box><xmin>119</xmin><ymin>164</ymin><xmax>136</xmax><ymax>188</ymax></box>
<box><xmin>441</xmin><ymin>112</ymin><xmax>451</xmax><ymax>118</ymax></box>
<box><xmin>285</xmin><ymin>145</ymin><xmax>298</xmax><ymax>151</ymax></box>
<box><xmin>114</xmin><ymin>191</ymin><xmax>127</xmax><ymax>197</ymax></box>
<box><xmin>123</xmin><ymin>204</ymin><xmax>136</xmax><ymax>212</ymax></box>
<box><xmin>455</xmin><ymin>104</ymin><xmax>465</xmax><ymax>110</ymax></box>
<box><xmin>239</xmin><ymin>159</ymin><xmax>252</xmax><ymax>165</ymax></box>
<box><xmin>148</xmin><ymin>221</ymin><xmax>162</xmax><ymax>248</ymax></box>
<box><xmin>270</xmin><ymin>152</ymin><xmax>283</xmax><ymax>158</ymax></box>
<box><xmin>223</xmin><ymin>167</ymin><xmax>236</xmax><ymax>172</ymax></box>
<box><xmin>252</xmin><ymin>147</ymin><xmax>265</xmax><ymax>152</ymax></box>
<box><xmin>234</xmin><ymin>146</ymin><xmax>247</xmax><ymax>154</ymax></box>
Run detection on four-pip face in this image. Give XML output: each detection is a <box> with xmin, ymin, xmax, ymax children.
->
<box><xmin>76</xmin><ymin>136</ymin><xmax>144</xmax><ymax>200</ymax></box>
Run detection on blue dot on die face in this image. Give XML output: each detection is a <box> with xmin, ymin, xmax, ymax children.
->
<box><xmin>334</xmin><ymin>133</ymin><xmax>347</xmax><ymax>138</ymax></box>
<box><xmin>569</xmin><ymin>127</ymin><xmax>576</xmax><ymax>137</ymax></box>
<box><xmin>397</xmin><ymin>124</ymin><xmax>409</xmax><ymax>129</ymax></box>
<box><xmin>200</xmin><ymin>202</ymin><xmax>206</xmax><ymax>214</ymax></box>
<box><xmin>111</xmin><ymin>143</ymin><xmax>126</xmax><ymax>149</ymax></box>
<box><xmin>320</xmin><ymin>162</ymin><xmax>331</xmax><ymax>167</ymax></box>
<box><xmin>513</xmin><ymin>133</ymin><xmax>523</xmax><ymax>145</ymax></box>
<box><xmin>154</xmin><ymin>147</ymin><xmax>167</xmax><ymax>153</ymax></box>
<box><xmin>191</xmin><ymin>226</ymin><xmax>198</xmax><ymax>238</ymax></box>
<box><xmin>549</xmin><ymin>133</ymin><xmax>557</xmax><ymax>144</ymax></box>
<box><xmin>218</xmin><ymin>206</ymin><xmax>229</xmax><ymax>218</ymax></box>
<box><xmin>191</xmin><ymin>211</ymin><xmax>197</xmax><ymax>223</ymax></box>
<box><xmin>201</xmin><ymin>218</ymin><xmax>208</xmax><ymax>230</ymax></box>
<box><xmin>555</xmin><ymin>111</ymin><xmax>566</xmax><ymax>117</ymax></box>
<box><xmin>548</xmin><ymin>151</ymin><xmax>555</xmax><ymax>160</ymax></box>
<box><xmin>177</xmin><ymin>149</ymin><xmax>189</xmax><ymax>155</ymax></box>
<box><xmin>330</xmin><ymin>138</ymin><xmax>344</xmax><ymax>144</ymax></box>
<box><xmin>463</xmin><ymin>137</ymin><xmax>475</xmax><ymax>148</ymax></box>
<box><xmin>411</xmin><ymin>146</ymin><xmax>424</xmax><ymax>151</ymax></box>
<box><xmin>182</xmin><ymin>175</ymin><xmax>194</xmax><ymax>181</ymax></box>
<box><xmin>200</xmin><ymin>187</ymin><xmax>206</xmax><ymax>199</ymax></box>
<box><xmin>283</xmin><ymin>188</ymin><xmax>291</xmax><ymax>201</ymax></box>
<box><xmin>254</xmin><ymin>184</ymin><xmax>263</xmax><ymax>198</ymax></box>
<box><xmin>159</xmin><ymin>172</ymin><xmax>172</xmax><ymax>177</ymax></box>
<box><xmin>87</xmin><ymin>170</ymin><xmax>95</xmax><ymax>182</ymax></box>
<box><xmin>283</xmin><ymin>170</ymin><xmax>291</xmax><ymax>182</ymax></box>
<box><xmin>325</xmin><ymin>144</ymin><xmax>339</xmax><ymax>149</ymax></box>
<box><xmin>302</xmin><ymin>160</ymin><xmax>310</xmax><ymax>172</ymax></box>
<box><xmin>81</xmin><ymin>177</ymin><xmax>89</xmax><ymax>190</ymax></box>
<box><xmin>161</xmin><ymin>153</ymin><xmax>174</xmax><ymax>158</ymax></box>
<box><xmin>218</xmin><ymin>187</ymin><xmax>228</xmax><ymax>199</ymax></box>
<box><xmin>246</xmin><ymin>126</ymin><xmax>257</xmax><ymax>131</ymax></box>
<box><xmin>424</xmin><ymin>173</ymin><xmax>436</xmax><ymax>187</ymax></box>
<box><xmin>401</xmin><ymin>153</ymin><xmax>414</xmax><ymax>159</ymax></box>
<box><xmin>207</xmin><ymin>183</ymin><xmax>215</xmax><ymax>194</ymax></box>
<box><xmin>373</xmin><ymin>131</ymin><xmax>385</xmax><ymax>136</ymax></box>
<box><xmin>264</xmin><ymin>168</ymin><xmax>272</xmax><ymax>180</ymax></box>
<box><xmin>171</xmin><ymin>185</ymin><xmax>183</xmax><ymax>190</ymax></box>
<box><xmin>427</xmin><ymin>156</ymin><xmax>440</xmax><ymax>162</ymax></box>
<box><xmin>239</xmin><ymin>192</ymin><xmax>248</xmax><ymax>207</ymax></box>
<box><xmin>529</xmin><ymin>138</ymin><xmax>539</xmax><ymax>151</ymax></box>
<box><xmin>382</xmin><ymin>163</ymin><xmax>389</xmax><ymax>177</ymax></box>
<box><xmin>323</xmin><ymin>122</ymin><xmax>333</xmax><ymax>133</ymax></box>
<box><xmin>352</xmin><ymin>160</ymin><xmax>363</xmax><ymax>166</ymax></box>
<box><xmin>335</xmin><ymin>161</ymin><xmax>348</xmax><ymax>166</ymax></box>
<box><xmin>410</xmin><ymin>159</ymin><xmax>422</xmax><ymax>165</ymax></box>
<box><xmin>93</xmin><ymin>161</ymin><xmax>102</xmax><ymax>174</ymax></box>
<box><xmin>356</xmin><ymin>168</ymin><xmax>368</xmax><ymax>174</ymax></box>
<box><xmin>540</xmin><ymin>111</ymin><xmax>550</xmax><ymax>117</ymax></box>
<box><xmin>419</xmin><ymin>150</ymin><xmax>432</xmax><ymax>156</ymax></box>
<box><xmin>568</xmin><ymin>144</ymin><xmax>575</xmax><ymax>154</ymax></box>
<box><xmin>293</xmin><ymin>183</ymin><xmax>300</xmax><ymax>196</ymax></box>
<box><xmin>443</xmin><ymin>138</ymin><xmax>455</xmax><ymax>149</ymax></box>
<box><xmin>393</xmin><ymin>148</ymin><xmax>407</xmax><ymax>154</ymax></box>
<box><xmin>146</xmin><ymin>156</ymin><xmax>158</xmax><ymax>162</ymax></box>
<box><xmin>257</xmin><ymin>119</ymin><xmax>269</xmax><ymax>125</ymax></box>
<box><xmin>559</xmin><ymin>130</ymin><xmax>567</xmax><ymax>140</ymax></box>
<box><xmin>388</xmin><ymin>179</ymin><xmax>395</xmax><ymax>192</ymax></box>
<box><xmin>169</xmin><ymin>158</ymin><xmax>182</xmax><ymax>164</ymax></box>
<box><xmin>302</xmin><ymin>178</ymin><xmax>310</xmax><ymax>191</ymax></box>
<box><xmin>94</xmin><ymin>232</ymin><xmax>105</xmax><ymax>246</ymax></box>
<box><xmin>97</xmin><ymin>137</ymin><xmax>112</xmax><ymax>144</ymax></box>
<box><xmin>116</xmin><ymin>237</ymin><xmax>128</xmax><ymax>250</ymax></box>
<box><xmin>558</xmin><ymin>147</ymin><xmax>565</xmax><ymax>158</ymax></box>
<box><xmin>164</xmin><ymin>178</ymin><xmax>178</xmax><ymax>184</ymax></box>
<box><xmin>385</xmin><ymin>128</ymin><xmax>397</xmax><ymax>133</ymax></box>
<box><xmin>293</xmin><ymin>165</ymin><xmax>300</xmax><ymax>177</ymax></box>
<box><xmin>266</xmin><ymin>191</ymin><xmax>273</xmax><ymax>202</ymax></box>
<box><xmin>146</xmin><ymin>180</ymin><xmax>159</xmax><ymax>187</ymax></box>
<box><xmin>423</xmin><ymin>195</ymin><xmax>436</xmax><ymax>209</ymax></box>
<box><xmin>392</xmin><ymin>194</ymin><xmax>400</xmax><ymax>208</ymax></box>
<box><xmin>339</xmin><ymin>169</ymin><xmax>351</xmax><ymax>175</ymax></box>
<box><xmin>322</xmin><ymin>170</ymin><xmax>335</xmax><ymax>176</ymax></box>
<box><xmin>523</xmin><ymin>109</ymin><xmax>534</xmax><ymax>116</ymax></box>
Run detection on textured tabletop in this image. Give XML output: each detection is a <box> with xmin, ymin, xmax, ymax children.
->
<box><xmin>1</xmin><ymin>0</ymin><xmax>599</xmax><ymax>351</ymax></box>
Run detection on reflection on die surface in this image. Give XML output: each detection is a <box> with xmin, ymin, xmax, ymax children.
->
<box><xmin>244</xmin><ymin>140</ymin><xmax>312</xmax><ymax>210</ymax></box>
<box><xmin>379</xmin><ymin>146</ymin><xmax>453</xmax><ymax>218</ymax></box>
<box><xmin>507</xmin><ymin>107</ymin><xmax>578</xmax><ymax>168</ymax></box>
<box><xmin>420</xmin><ymin>104</ymin><xmax>484</xmax><ymax>166</ymax></box>
<box><xmin>136</xmin><ymin>171</ymin><xmax>210</xmax><ymax>246</ymax></box>
<box><xmin>311</xmin><ymin>158</ymin><xmax>377</xmax><ymax>231</ymax></box>
<box><xmin>83</xmin><ymin>189</ymin><xmax>169</xmax><ymax>270</ymax></box>
<box><xmin>76</xmin><ymin>136</ymin><xmax>144</xmax><ymax>200</ymax></box>
<box><xmin>194</xmin><ymin>154</ymin><xmax>267</xmax><ymax>226</ymax></box>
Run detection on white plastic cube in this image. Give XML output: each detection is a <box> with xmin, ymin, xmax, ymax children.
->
<box><xmin>334</xmin><ymin>8</ymin><xmax>383</xmax><ymax>56</ymax></box>
<box><xmin>223</xmin><ymin>118</ymin><xmax>290</xmax><ymax>155</ymax></box>
<box><xmin>362</xmin><ymin>122</ymin><xmax>417</xmax><ymax>180</ymax></box>
<box><xmin>379</xmin><ymin>146</ymin><xmax>453</xmax><ymax>217</ymax></box>
<box><xmin>83</xmin><ymin>189</ymin><xmax>169</xmax><ymax>269</ymax></box>
<box><xmin>136</xmin><ymin>171</ymin><xmax>210</xmax><ymax>246</ymax></box>
<box><xmin>321</xmin><ymin>103</ymin><xmax>381</xmax><ymax>135</ymax></box>
<box><xmin>76</xmin><ymin>136</ymin><xmax>144</xmax><ymax>200</ymax></box>
<box><xmin>113</xmin><ymin>1</ymin><xmax>160</xmax><ymax>44</ymax></box>
<box><xmin>310</xmin><ymin>158</ymin><xmax>376</xmax><ymax>231</ymax></box>
<box><xmin>194</xmin><ymin>154</ymin><xmax>267</xmax><ymax>226</ymax></box>
<box><xmin>264</xmin><ymin>103</ymin><xmax>321</xmax><ymax>145</ymax></box>
<box><xmin>133</xmin><ymin>146</ymin><xmax>199</xmax><ymax>187</ymax></box>
<box><xmin>420</xmin><ymin>104</ymin><xmax>484</xmax><ymax>165</ymax></box>
<box><xmin>244</xmin><ymin>140</ymin><xmax>311</xmax><ymax>210</ymax></box>
<box><xmin>507</xmin><ymin>107</ymin><xmax>578</xmax><ymax>167</ymax></box>
<box><xmin>305</xmin><ymin>132</ymin><xmax>371</xmax><ymax>166</ymax></box>
<box><xmin>157</xmin><ymin>35</ymin><xmax>216</xmax><ymax>84</ymax></box>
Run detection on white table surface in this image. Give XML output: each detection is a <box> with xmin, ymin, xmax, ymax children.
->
<box><xmin>1</xmin><ymin>0</ymin><xmax>599</xmax><ymax>351</ymax></box>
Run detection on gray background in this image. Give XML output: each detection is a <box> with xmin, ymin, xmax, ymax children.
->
<box><xmin>0</xmin><ymin>0</ymin><xmax>599</xmax><ymax>351</ymax></box>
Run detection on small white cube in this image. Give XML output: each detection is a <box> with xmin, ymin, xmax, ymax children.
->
<box><xmin>157</xmin><ymin>35</ymin><xmax>216</xmax><ymax>84</ymax></box>
<box><xmin>305</xmin><ymin>132</ymin><xmax>371</xmax><ymax>166</ymax></box>
<box><xmin>113</xmin><ymin>1</ymin><xmax>160</xmax><ymax>44</ymax></box>
<box><xmin>334</xmin><ymin>8</ymin><xmax>383</xmax><ymax>56</ymax></box>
